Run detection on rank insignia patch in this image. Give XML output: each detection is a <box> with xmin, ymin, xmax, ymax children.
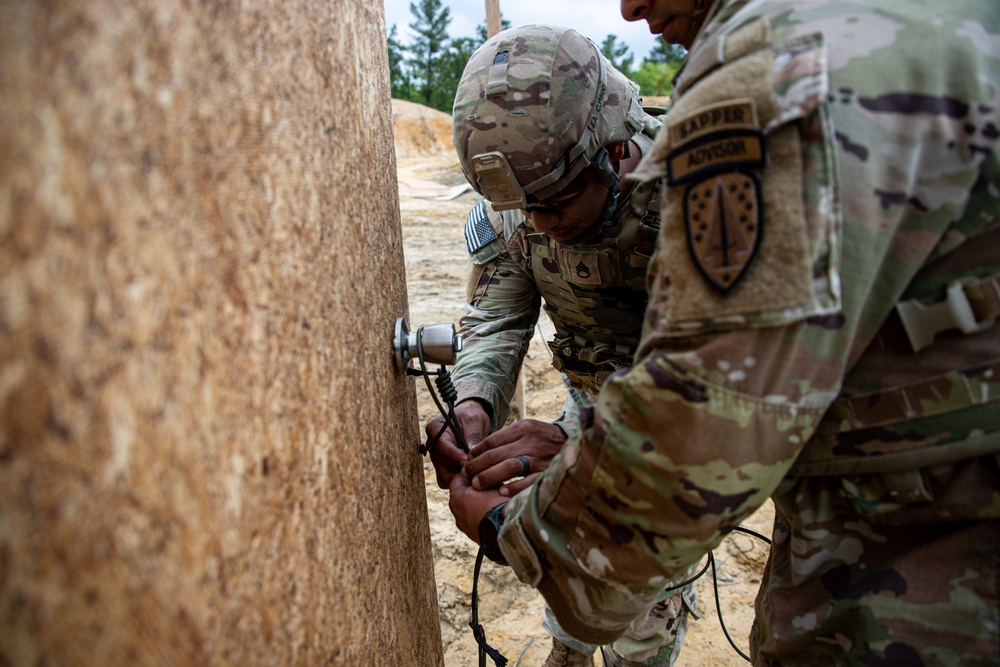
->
<box><xmin>684</xmin><ymin>171</ymin><xmax>762</xmax><ymax>293</ymax></box>
<box><xmin>559</xmin><ymin>248</ymin><xmax>607</xmax><ymax>287</ymax></box>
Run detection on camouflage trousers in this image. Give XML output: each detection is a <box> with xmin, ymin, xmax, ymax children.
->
<box><xmin>545</xmin><ymin>580</ymin><xmax>697</xmax><ymax>665</ymax></box>
<box><xmin>751</xmin><ymin>456</ymin><xmax>1000</xmax><ymax>666</ymax></box>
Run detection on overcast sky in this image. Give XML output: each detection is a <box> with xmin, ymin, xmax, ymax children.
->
<box><xmin>382</xmin><ymin>0</ymin><xmax>665</xmax><ymax>62</ymax></box>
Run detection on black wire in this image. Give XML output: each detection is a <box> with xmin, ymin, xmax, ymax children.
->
<box><xmin>415</xmin><ymin>326</ymin><xmax>468</xmax><ymax>453</ymax></box>
<box><xmin>658</xmin><ymin>526</ymin><xmax>772</xmax><ymax>662</ymax></box>
<box><xmin>705</xmin><ymin>525</ymin><xmax>771</xmax><ymax>663</ymax></box>
<box><xmin>416</xmin><ymin>327</ymin><xmax>452</xmax><ymax>427</ymax></box>
<box><xmin>710</xmin><ymin>552</ymin><xmax>752</xmax><ymax>662</ymax></box>
<box><xmin>662</xmin><ymin>555</ymin><xmax>712</xmax><ymax>593</ymax></box>
<box><xmin>420</xmin><ymin>415</ymin><xmax>451</xmax><ymax>455</ymax></box>
<box><xmin>409</xmin><ymin>326</ymin><xmax>498</xmax><ymax>665</ymax></box>
<box><xmin>470</xmin><ymin>548</ymin><xmax>508</xmax><ymax>667</ymax></box>
<box><xmin>733</xmin><ymin>525</ymin><xmax>772</xmax><ymax>545</ymax></box>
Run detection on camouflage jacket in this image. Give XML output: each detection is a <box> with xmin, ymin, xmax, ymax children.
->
<box><xmin>498</xmin><ymin>0</ymin><xmax>1000</xmax><ymax>659</ymax></box>
<box><xmin>451</xmin><ymin>117</ymin><xmax>662</xmax><ymax>431</ymax></box>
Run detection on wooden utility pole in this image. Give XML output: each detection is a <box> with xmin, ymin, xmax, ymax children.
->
<box><xmin>0</xmin><ymin>1</ymin><xmax>443</xmax><ymax>664</ymax></box>
<box><xmin>485</xmin><ymin>0</ymin><xmax>502</xmax><ymax>38</ymax></box>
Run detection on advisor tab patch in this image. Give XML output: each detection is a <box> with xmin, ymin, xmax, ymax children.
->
<box><xmin>667</xmin><ymin>131</ymin><xmax>765</xmax><ymax>185</ymax></box>
<box><xmin>684</xmin><ymin>171</ymin><xmax>762</xmax><ymax>293</ymax></box>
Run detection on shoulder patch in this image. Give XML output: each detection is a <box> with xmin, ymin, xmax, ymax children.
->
<box><xmin>464</xmin><ymin>200</ymin><xmax>498</xmax><ymax>255</ymax></box>
<box><xmin>684</xmin><ymin>171</ymin><xmax>763</xmax><ymax>293</ymax></box>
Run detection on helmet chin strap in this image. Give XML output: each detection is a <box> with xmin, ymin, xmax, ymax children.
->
<box><xmin>560</xmin><ymin>147</ymin><xmax>623</xmax><ymax>246</ymax></box>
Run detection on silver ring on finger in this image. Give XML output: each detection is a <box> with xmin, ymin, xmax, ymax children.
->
<box><xmin>515</xmin><ymin>455</ymin><xmax>530</xmax><ymax>477</ymax></box>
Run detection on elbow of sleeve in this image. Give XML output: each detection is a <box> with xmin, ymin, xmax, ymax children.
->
<box><xmin>535</xmin><ymin>573</ymin><xmax>638</xmax><ymax>645</ymax></box>
<box><xmin>498</xmin><ymin>487</ymin><xmax>665</xmax><ymax>647</ymax></box>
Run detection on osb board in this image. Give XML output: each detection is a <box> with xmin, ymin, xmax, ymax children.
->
<box><xmin>0</xmin><ymin>1</ymin><xmax>443</xmax><ymax>665</ymax></box>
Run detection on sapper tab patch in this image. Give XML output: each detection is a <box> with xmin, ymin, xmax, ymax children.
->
<box><xmin>669</xmin><ymin>99</ymin><xmax>758</xmax><ymax>145</ymax></box>
<box><xmin>685</xmin><ymin>170</ymin><xmax>762</xmax><ymax>293</ymax></box>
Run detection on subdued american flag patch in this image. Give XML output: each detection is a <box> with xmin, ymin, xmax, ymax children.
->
<box><xmin>464</xmin><ymin>200</ymin><xmax>497</xmax><ymax>255</ymax></box>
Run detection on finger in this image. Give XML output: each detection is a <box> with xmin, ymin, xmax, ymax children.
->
<box><xmin>499</xmin><ymin>473</ymin><xmax>541</xmax><ymax>497</ymax></box>
<box><xmin>429</xmin><ymin>434</ymin><xmax>468</xmax><ymax>490</ymax></box>
<box><xmin>424</xmin><ymin>415</ymin><xmax>446</xmax><ymax>439</ymax></box>
<box><xmin>429</xmin><ymin>437</ymin><xmax>467</xmax><ymax>471</ymax></box>
<box><xmin>468</xmin><ymin>424</ymin><xmax>523</xmax><ymax>458</ymax></box>
<box><xmin>469</xmin><ymin>419</ymin><xmax>560</xmax><ymax>458</ymax></box>
<box><xmin>434</xmin><ymin>467</ymin><xmax>456</xmax><ymax>489</ymax></box>
<box><xmin>465</xmin><ymin>442</ymin><xmax>521</xmax><ymax>478</ymax></box>
<box><xmin>471</xmin><ymin>454</ymin><xmax>531</xmax><ymax>491</ymax></box>
<box><xmin>465</xmin><ymin>443</ymin><xmax>528</xmax><ymax>484</ymax></box>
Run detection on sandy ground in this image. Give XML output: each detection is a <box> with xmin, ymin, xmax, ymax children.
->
<box><xmin>393</xmin><ymin>99</ymin><xmax>774</xmax><ymax>667</ymax></box>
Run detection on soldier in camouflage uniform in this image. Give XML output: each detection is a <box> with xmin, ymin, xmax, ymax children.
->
<box><xmin>446</xmin><ymin>1</ymin><xmax>1000</xmax><ymax>665</ymax></box>
<box><xmin>424</xmin><ymin>24</ymin><xmax>694</xmax><ymax>667</ymax></box>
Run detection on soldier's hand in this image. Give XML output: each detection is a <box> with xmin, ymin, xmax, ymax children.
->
<box><xmin>464</xmin><ymin>419</ymin><xmax>567</xmax><ymax>496</ymax></box>
<box><xmin>425</xmin><ymin>399</ymin><xmax>491</xmax><ymax>489</ymax></box>
<box><xmin>448</xmin><ymin>470</ymin><xmax>506</xmax><ymax>545</ymax></box>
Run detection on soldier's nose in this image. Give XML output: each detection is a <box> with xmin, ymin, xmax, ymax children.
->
<box><xmin>621</xmin><ymin>0</ymin><xmax>648</xmax><ymax>21</ymax></box>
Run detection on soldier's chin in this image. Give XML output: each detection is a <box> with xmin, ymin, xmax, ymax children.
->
<box><xmin>554</xmin><ymin>223</ymin><xmax>603</xmax><ymax>246</ymax></box>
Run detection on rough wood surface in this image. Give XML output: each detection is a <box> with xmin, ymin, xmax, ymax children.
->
<box><xmin>0</xmin><ymin>1</ymin><xmax>443</xmax><ymax>665</ymax></box>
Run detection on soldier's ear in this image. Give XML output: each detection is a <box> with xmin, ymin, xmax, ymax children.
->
<box><xmin>605</xmin><ymin>142</ymin><xmax>627</xmax><ymax>162</ymax></box>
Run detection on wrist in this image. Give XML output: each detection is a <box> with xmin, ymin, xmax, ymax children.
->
<box><xmin>458</xmin><ymin>397</ymin><xmax>493</xmax><ymax>421</ymax></box>
<box><xmin>477</xmin><ymin>501</ymin><xmax>509</xmax><ymax>565</ymax></box>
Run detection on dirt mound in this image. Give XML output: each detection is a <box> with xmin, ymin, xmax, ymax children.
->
<box><xmin>642</xmin><ymin>95</ymin><xmax>670</xmax><ymax>107</ymax></box>
<box><xmin>392</xmin><ymin>98</ymin><xmax>454</xmax><ymax>159</ymax></box>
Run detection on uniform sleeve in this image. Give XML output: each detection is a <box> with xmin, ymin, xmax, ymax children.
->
<box><xmin>550</xmin><ymin>386</ymin><xmax>594</xmax><ymax>439</ymax></box>
<box><xmin>498</xmin><ymin>323</ymin><xmax>845</xmax><ymax>642</ymax></box>
<box><xmin>451</xmin><ymin>203</ymin><xmax>541</xmax><ymax>430</ymax></box>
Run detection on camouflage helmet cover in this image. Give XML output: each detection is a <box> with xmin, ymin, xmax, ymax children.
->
<box><xmin>452</xmin><ymin>24</ymin><xmax>645</xmax><ymax>209</ymax></box>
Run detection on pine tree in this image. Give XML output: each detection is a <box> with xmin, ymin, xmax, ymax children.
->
<box><xmin>407</xmin><ymin>0</ymin><xmax>452</xmax><ymax>109</ymax></box>
<box><xmin>476</xmin><ymin>19</ymin><xmax>511</xmax><ymax>43</ymax></box>
<box><xmin>387</xmin><ymin>25</ymin><xmax>412</xmax><ymax>100</ymax></box>
<box><xmin>647</xmin><ymin>39</ymin><xmax>687</xmax><ymax>65</ymax></box>
<box><xmin>600</xmin><ymin>35</ymin><xmax>635</xmax><ymax>77</ymax></box>
<box><xmin>434</xmin><ymin>36</ymin><xmax>476</xmax><ymax>112</ymax></box>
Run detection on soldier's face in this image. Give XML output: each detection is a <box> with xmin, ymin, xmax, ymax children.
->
<box><xmin>620</xmin><ymin>0</ymin><xmax>701</xmax><ymax>49</ymax></box>
<box><xmin>521</xmin><ymin>168</ymin><xmax>610</xmax><ymax>244</ymax></box>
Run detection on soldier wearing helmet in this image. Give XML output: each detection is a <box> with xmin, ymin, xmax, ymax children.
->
<box><xmin>423</xmin><ymin>24</ymin><xmax>692</xmax><ymax>667</ymax></box>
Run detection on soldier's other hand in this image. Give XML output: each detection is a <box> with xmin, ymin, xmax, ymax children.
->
<box><xmin>425</xmin><ymin>399</ymin><xmax>491</xmax><ymax>489</ymax></box>
<box><xmin>465</xmin><ymin>419</ymin><xmax>567</xmax><ymax>493</ymax></box>
<box><xmin>449</xmin><ymin>469</ymin><xmax>506</xmax><ymax>545</ymax></box>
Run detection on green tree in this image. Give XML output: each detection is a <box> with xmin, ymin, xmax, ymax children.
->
<box><xmin>387</xmin><ymin>24</ymin><xmax>413</xmax><ymax>100</ymax></box>
<box><xmin>476</xmin><ymin>19</ymin><xmax>512</xmax><ymax>43</ymax></box>
<box><xmin>407</xmin><ymin>0</ymin><xmax>452</xmax><ymax>108</ymax></box>
<box><xmin>629</xmin><ymin>59</ymin><xmax>680</xmax><ymax>98</ymax></box>
<box><xmin>600</xmin><ymin>34</ymin><xmax>635</xmax><ymax>77</ymax></box>
<box><xmin>647</xmin><ymin>39</ymin><xmax>687</xmax><ymax>65</ymax></box>
<box><xmin>434</xmin><ymin>36</ymin><xmax>477</xmax><ymax>112</ymax></box>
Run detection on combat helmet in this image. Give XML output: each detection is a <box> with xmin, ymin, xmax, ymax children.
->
<box><xmin>452</xmin><ymin>24</ymin><xmax>646</xmax><ymax>211</ymax></box>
